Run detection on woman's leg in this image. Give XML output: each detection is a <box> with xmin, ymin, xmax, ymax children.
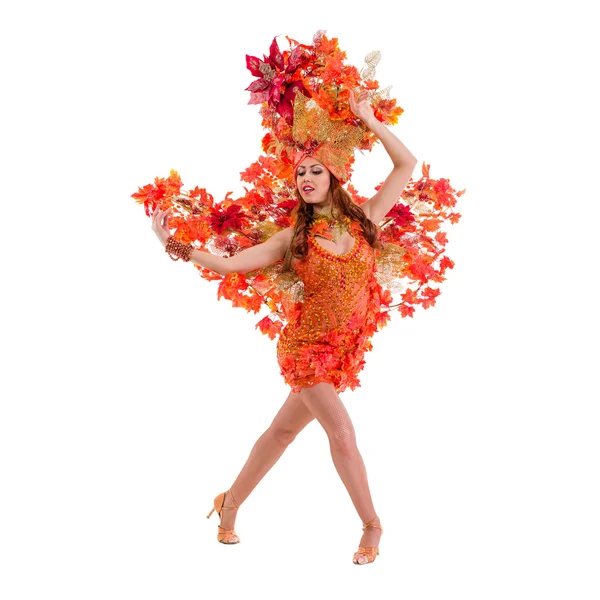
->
<box><xmin>218</xmin><ymin>390</ymin><xmax>315</xmax><ymax>532</ymax></box>
<box><xmin>297</xmin><ymin>382</ymin><xmax>382</xmax><ymax>551</ymax></box>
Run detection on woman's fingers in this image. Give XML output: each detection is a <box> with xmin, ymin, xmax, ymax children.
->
<box><xmin>151</xmin><ymin>208</ymin><xmax>163</xmax><ymax>232</ymax></box>
<box><xmin>349</xmin><ymin>91</ymin><xmax>357</xmax><ymax>113</ymax></box>
<box><xmin>152</xmin><ymin>207</ymin><xmax>164</xmax><ymax>222</ymax></box>
<box><xmin>151</xmin><ymin>206</ymin><xmax>171</xmax><ymax>237</ymax></box>
<box><xmin>349</xmin><ymin>88</ymin><xmax>369</xmax><ymax>118</ymax></box>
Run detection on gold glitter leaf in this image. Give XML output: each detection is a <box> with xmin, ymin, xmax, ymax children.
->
<box><xmin>374</xmin><ymin>243</ymin><xmax>407</xmax><ymax>290</ymax></box>
<box><xmin>292</xmin><ymin>93</ymin><xmax>367</xmax><ymax>180</ymax></box>
<box><xmin>364</xmin><ymin>51</ymin><xmax>381</xmax><ymax>67</ymax></box>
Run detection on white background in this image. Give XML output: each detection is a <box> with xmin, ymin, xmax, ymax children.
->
<box><xmin>1</xmin><ymin>0</ymin><xmax>599</xmax><ymax>598</ymax></box>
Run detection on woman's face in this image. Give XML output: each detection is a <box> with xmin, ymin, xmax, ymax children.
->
<box><xmin>296</xmin><ymin>157</ymin><xmax>331</xmax><ymax>205</ymax></box>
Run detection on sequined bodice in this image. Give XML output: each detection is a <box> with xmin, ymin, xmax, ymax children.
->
<box><xmin>280</xmin><ymin>224</ymin><xmax>375</xmax><ymax>344</ymax></box>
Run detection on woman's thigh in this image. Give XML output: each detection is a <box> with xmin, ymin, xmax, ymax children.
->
<box><xmin>297</xmin><ymin>382</ymin><xmax>356</xmax><ymax>448</ymax></box>
<box><xmin>268</xmin><ymin>390</ymin><xmax>316</xmax><ymax>443</ymax></box>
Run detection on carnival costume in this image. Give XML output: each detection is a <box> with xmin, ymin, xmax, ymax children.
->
<box><xmin>133</xmin><ymin>31</ymin><xmax>464</xmax><ymax>393</ymax></box>
<box><xmin>137</xmin><ymin>31</ymin><xmax>465</xmax><ymax>380</ymax></box>
<box><xmin>134</xmin><ymin>32</ymin><xmax>464</xmax><ymax>392</ymax></box>
<box><xmin>133</xmin><ymin>29</ymin><xmax>465</xmax><ymax>565</ymax></box>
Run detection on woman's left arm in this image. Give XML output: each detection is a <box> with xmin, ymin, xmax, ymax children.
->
<box><xmin>349</xmin><ymin>90</ymin><xmax>418</xmax><ymax>225</ymax></box>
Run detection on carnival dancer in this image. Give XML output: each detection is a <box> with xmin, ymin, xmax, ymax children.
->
<box><xmin>136</xmin><ymin>31</ymin><xmax>463</xmax><ymax>564</ymax></box>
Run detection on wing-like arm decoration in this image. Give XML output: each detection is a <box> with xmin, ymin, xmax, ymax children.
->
<box><xmin>131</xmin><ymin>157</ymin><xmax>302</xmax><ymax>340</ymax></box>
<box><xmin>349</xmin><ymin>163</ymin><xmax>465</xmax><ymax>321</ymax></box>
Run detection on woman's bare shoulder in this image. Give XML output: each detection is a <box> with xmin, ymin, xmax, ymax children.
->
<box><xmin>273</xmin><ymin>226</ymin><xmax>296</xmax><ymax>244</ymax></box>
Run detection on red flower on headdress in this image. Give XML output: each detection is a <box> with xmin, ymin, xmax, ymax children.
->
<box><xmin>246</xmin><ymin>37</ymin><xmax>310</xmax><ymax>123</ymax></box>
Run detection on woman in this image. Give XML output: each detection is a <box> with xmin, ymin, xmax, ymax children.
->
<box><xmin>151</xmin><ymin>89</ymin><xmax>418</xmax><ymax>564</ymax></box>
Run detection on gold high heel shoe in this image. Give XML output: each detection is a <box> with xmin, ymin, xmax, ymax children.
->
<box><xmin>206</xmin><ymin>488</ymin><xmax>240</xmax><ymax>544</ymax></box>
<box><xmin>352</xmin><ymin>516</ymin><xmax>383</xmax><ymax>565</ymax></box>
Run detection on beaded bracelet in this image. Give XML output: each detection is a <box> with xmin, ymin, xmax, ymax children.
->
<box><xmin>165</xmin><ymin>235</ymin><xmax>193</xmax><ymax>262</ymax></box>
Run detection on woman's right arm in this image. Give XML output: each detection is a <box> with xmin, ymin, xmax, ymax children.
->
<box><xmin>194</xmin><ymin>227</ymin><xmax>292</xmax><ymax>275</ymax></box>
<box><xmin>152</xmin><ymin>206</ymin><xmax>292</xmax><ymax>276</ymax></box>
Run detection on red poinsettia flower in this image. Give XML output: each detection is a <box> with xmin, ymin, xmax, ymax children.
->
<box><xmin>246</xmin><ymin>37</ymin><xmax>310</xmax><ymax>123</ymax></box>
<box><xmin>387</xmin><ymin>203</ymin><xmax>415</xmax><ymax>228</ymax></box>
<box><xmin>209</xmin><ymin>204</ymin><xmax>249</xmax><ymax>235</ymax></box>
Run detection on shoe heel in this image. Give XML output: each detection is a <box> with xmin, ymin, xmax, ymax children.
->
<box><xmin>207</xmin><ymin>491</ymin><xmax>225</xmax><ymax>519</ymax></box>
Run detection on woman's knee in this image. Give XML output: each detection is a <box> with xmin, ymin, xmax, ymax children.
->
<box><xmin>266</xmin><ymin>425</ymin><xmax>299</xmax><ymax>446</ymax></box>
<box><xmin>328</xmin><ymin>426</ymin><xmax>357</xmax><ymax>456</ymax></box>
<box><xmin>267</xmin><ymin>391</ymin><xmax>315</xmax><ymax>446</ymax></box>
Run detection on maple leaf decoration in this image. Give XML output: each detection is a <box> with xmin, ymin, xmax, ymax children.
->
<box><xmin>131</xmin><ymin>169</ymin><xmax>183</xmax><ymax>216</ymax></box>
<box><xmin>387</xmin><ymin>203</ymin><xmax>415</xmax><ymax>228</ymax></box>
<box><xmin>246</xmin><ymin>37</ymin><xmax>310</xmax><ymax>123</ymax></box>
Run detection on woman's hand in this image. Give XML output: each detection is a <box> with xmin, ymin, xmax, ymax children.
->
<box><xmin>151</xmin><ymin>206</ymin><xmax>173</xmax><ymax>247</ymax></box>
<box><xmin>349</xmin><ymin>89</ymin><xmax>376</xmax><ymax>127</ymax></box>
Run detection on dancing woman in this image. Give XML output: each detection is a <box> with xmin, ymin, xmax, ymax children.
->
<box><xmin>152</xmin><ymin>86</ymin><xmax>416</xmax><ymax>564</ymax></box>
<box><xmin>137</xmin><ymin>32</ymin><xmax>462</xmax><ymax>565</ymax></box>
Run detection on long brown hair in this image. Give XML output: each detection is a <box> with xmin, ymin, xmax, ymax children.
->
<box><xmin>283</xmin><ymin>172</ymin><xmax>383</xmax><ymax>271</ymax></box>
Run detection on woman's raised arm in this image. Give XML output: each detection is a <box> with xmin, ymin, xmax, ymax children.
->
<box><xmin>152</xmin><ymin>206</ymin><xmax>293</xmax><ymax>276</ymax></box>
<box><xmin>349</xmin><ymin>90</ymin><xmax>418</xmax><ymax>226</ymax></box>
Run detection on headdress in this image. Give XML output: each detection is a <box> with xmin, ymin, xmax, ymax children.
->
<box><xmin>245</xmin><ymin>30</ymin><xmax>404</xmax><ymax>182</ymax></box>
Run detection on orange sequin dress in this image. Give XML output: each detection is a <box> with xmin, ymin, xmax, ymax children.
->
<box><xmin>276</xmin><ymin>219</ymin><xmax>387</xmax><ymax>394</ymax></box>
